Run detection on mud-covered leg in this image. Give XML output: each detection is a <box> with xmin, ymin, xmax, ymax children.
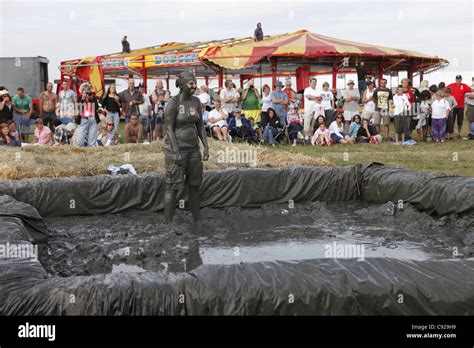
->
<box><xmin>188</xmin><ymin>186</ymin><xmax>201</xmax><ymax>222</ymax></box>
<box><xmin>164</xmin><ymin>189</ymin><xmax>178</xmax><ymax>223</ymax></box>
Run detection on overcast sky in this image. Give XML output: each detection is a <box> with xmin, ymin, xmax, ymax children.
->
<box><xmin>1</xmin><ymin>0</ymin><xmax>473</xmax><ymax>90</ymax></box>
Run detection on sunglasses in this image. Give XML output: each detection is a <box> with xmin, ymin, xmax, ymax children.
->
<box><xmin>107</xmin><ymin>123</ymin><xmax>114</xmax><ymax>126</ymax></box>
<box><xmin>336</xmin><ymin>116</ymin><xmax>343</xmax><ymax>119</ymax></box>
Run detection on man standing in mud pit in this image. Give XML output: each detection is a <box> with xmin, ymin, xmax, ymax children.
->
<box><xmin>164</xmin><ymin>71</ymin><xmax>209</xmax><ymax>223</ymax></box>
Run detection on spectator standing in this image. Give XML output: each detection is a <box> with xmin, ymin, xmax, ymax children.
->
<box><xmin>431</xmin><ymin>90</ymin><xmax>451</xmax><ymax>143</ymax></box>
<box><xmin>75</xmin><ymin>84</ymin><xmax>100</xmax><ymax>147</ymax></box>
<box><xmin>58</xmin><ymin>79</ymin><xmax>77</xmax><ymax>120</ymax></box>
<box><xmin>39</xmin><ymin>82</ymin><xmax>58</xmax><ymax>132</ymax></box>
<box><xmin>393</xmin><ymin>85</ymin><xmax>411</xmax><ymax>145</ymax></box>
<box><xmin>361</xmin><ymin>80</ymin><xmax>376</xmax><ymax>125</ymax></box>
<box><xmin>260</xmin><ymin>84</ymin><xmax>272</xmax><ymax>123</ymax></box>
<box><xmin>32</xmin><ymin>118</ymin><xmax>52</xmax><ymax>146</ymax></box>
<box><xmin>12</xmin><ymin>87</ymin><xmax>33</xmax><ymax>142</ymax></box>
<box><xmin>119</xmin><ymin>79</ymin><xmax>144</xmax><ymax>124</ymax></box>
<box><xmin>150</xmin><ymin>80</ymin><xmax>170</xmax><ymax>140</ymax></box>
<box><xmin>125</xmin><ymin>114</ymin><xmax>144</xmax><ymax>143</ymax></box>
<box><xmin>138</xmin><ymin>83</ymin><xmax>152</xmax><ymax>141</ymax></box>
<box><xmin>373</xmin><ymin>78</ymin><xmax>393</xmax><ymax>138</ymax></box>
<box><xmin>283</xmin><ymin>80</ymin><xmax>296</xmax><ymax>109</ymax></box>
<box><xmin>447</xmin><ymin>75</ymin><xmax>472</xmax><ymax>137</ymax></box>
<box><xmin>198</xmin><ymin>86</ymin><xmax>211</xmax><ymax>106</ymax></box>
<box><xmin>122</xmin><ymin>36</ymin><xmax>131</xmax><ymax>53</ymax></box>
<box><xmin>303</xmin><ymin>77</ymin><xmax>321</xmax><ymax>139</ymax></box>
<box><xmin>417</xmin><ymin>90</ymin><xmax>431</xmax><ymax>141</ymax></box>
<box><xmin>254</xmin><ymin>23</ymin><xmax>264</xmax><ymax>41</ymax></box>
<box><xmin>241</xmin><ymin>78</ymin><xmax>261</xmax><ymax>121</ymax></box>
<box><xmin>0</xmin><ymin>90</ymin><xmax>13</xmax><ymax>124</ymax></box>
<box><xmin>320</xmin><ymin>82</ymin><xmax>334</xmax><ymax>125</ymax></box>
<box><xmin>444</xmin><ymin>87</ymin><xmax>458</xmax><ymax>140</ymax></box>
<box><xmin>465</xmin><ymin>84</ymin><xmax>474</xmax><ymax>137</ymax></box>
<box><xmin>270</xmin><ymin>81</ymin><xmax>288</xmax><ymax>125</ymax></box>
<box><xmin>219</xmin><ymin>79</ymin><xmax>240</xmax><ymax>116</ymax></box>
<box><xmin>101</xmin><ymin>84</ymin><xmax>121</xmax><ymax>132</ymax></box>
<box><xmin>342</xmin><ymin>80</ymin><xmax>360</xmax><ymax>133</ymax></box>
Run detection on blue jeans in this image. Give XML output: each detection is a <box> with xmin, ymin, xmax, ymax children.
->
<box><xmin>106</xmin><ymin>112</ymin><xmax>120</xmax><ymax>132</ymax></box>
<box><xmin>75</xmin><ymin>118</ymin><xmax>98</xmax><ymax>147</ymax></box>
<box><xmin>263</xmin><ymin>125</ymin><xmax>277</xmax><ymax>144</ymax></box>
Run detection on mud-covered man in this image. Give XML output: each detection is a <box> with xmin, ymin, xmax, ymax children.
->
<box><xmin>164</xmin><ymin>71</ymin><xmax>209</xmax><ymax>223</ymax></box>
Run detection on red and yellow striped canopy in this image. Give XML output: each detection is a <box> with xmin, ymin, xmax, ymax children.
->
<box><xmin>199</xmin><ymin>29</ymin><xmax>444</xmax><ymax>70</ymax></box>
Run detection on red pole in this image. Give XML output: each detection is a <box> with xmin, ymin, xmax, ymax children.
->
<box><xmin>218</xmin><ymin>67</ymin><xmax>223</xmax><ymax>88</ymax></box>
<box><xmin>141</xmin><ymin>55</ymin><xmax>147</xmax><ymax>93</ymax></box>
<box><xmin>205</xmin><ymin>76</ymin><xmax>209</xmax><ymax>87</ymax></box>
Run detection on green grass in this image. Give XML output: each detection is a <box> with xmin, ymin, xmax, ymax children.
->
<box><xmin>269</xmin><ymin>140</ymin><xmax>474</xmax><ymax>177</ymax></box>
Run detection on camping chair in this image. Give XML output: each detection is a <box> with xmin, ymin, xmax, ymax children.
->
<box><xmin>273</xmin><ymin>125</ymin><xmax>288</xmax><ymax>145</ymax></box>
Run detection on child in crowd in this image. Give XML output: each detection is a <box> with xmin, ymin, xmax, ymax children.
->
<box><xmin>444</xmin><ymin>87</ymin><xmax>458</xmax><ymax>140</ymax></box>
<box><xmin>311</xmin><ymin>121</ymin><xmax>331</xmax><ymax>146</ymax></box>
<box><xmin>393</xmin><ymin>85</ymin><xmax>411</xmax><ymax>144</ymax></box>
<box><xmin>431</xmin><ymin>90</ymin><xmax>451</xmax><ymax>143</ymax></box>
<box><xmin>247</xmin><ymin>116</ymin><xmax>262</xmax><ymax>140</ymax></box>
<box><xmin>417</xmin><ymin>90</ymin><xmax>431</xmax><ymax>141</ymax></box>
<box><xmin>287</xmin><ymin>103</ymin><xmax>303</xmax><ymax>146</ymax></box>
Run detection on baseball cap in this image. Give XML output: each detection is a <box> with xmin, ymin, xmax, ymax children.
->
<box><xmin>456</xmin><ymin>75</ymin><xmax>462</xmax><ymax>80</ymax></box>
<box><xmin>275</xmin><ymin>81</ymin><xmax>283</xmax><ymax>87</ymax></box>
<box><xmin>347</xmin><ymin>80</ymin><xmax>355</xmax><ymax>85</ymax></box>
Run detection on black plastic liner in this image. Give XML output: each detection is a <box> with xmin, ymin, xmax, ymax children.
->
<box><xmin>0</xmin><ymin>165</ymin><xmax>473</xmax><ymax>315</ymax></box>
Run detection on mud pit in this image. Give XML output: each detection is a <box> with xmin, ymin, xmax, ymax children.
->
<box><xmin>40</xmin><ymin>201</ymin><xmax>473</xmax><ymax>277</ymax></box>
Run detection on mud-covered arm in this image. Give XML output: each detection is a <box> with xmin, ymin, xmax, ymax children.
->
<box><xmin>164</xmin><ymin>99</ymin><xmax>182</xmax><ymax>162</ymax></box>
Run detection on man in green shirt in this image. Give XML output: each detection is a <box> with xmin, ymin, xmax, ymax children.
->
<box><xmin>12</xmin><ymin>87</ymin><xmax>33</xmax><ymax>142</ymax></box>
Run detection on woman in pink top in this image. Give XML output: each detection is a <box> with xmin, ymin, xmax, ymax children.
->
<box><xmin>33</xmin><ymin>118</ymin><xmax>52</xmax><ymax>145</ymax></box>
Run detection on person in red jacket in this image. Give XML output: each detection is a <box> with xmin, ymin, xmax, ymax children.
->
<box><xmin>447</xmin><ymin>75</ymin><xmax>472</xmax><ymax>137</ymax></box>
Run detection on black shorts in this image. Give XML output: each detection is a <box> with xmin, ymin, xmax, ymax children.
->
<box><xmin>453</xmin><ymin>107</ymin><xmax>464</xmax><ymax>126</ymax></box>
<box><xmin>165</xmin><ymin>149</ymin><xmax>203</xmax><ymax>190</ymax></box>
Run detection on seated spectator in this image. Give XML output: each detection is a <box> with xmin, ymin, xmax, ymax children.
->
<box><xmin>261</xmin><ymin>107</ymin><xmax>281</xmax><ymax>146</ymax></box>
<box><xmin>32</xmin><ymin>118</ymin><xmax>52</xmax><ymax>146</ymax></box>
<box><xmin>98</xmin><ymin>121</ymin><xmax>119</xmax><ymax>146</ymax></box>
<box><xmin>125</xmin><ymin>114</ymin><xmax>143</xmax><ymax>143</ymax></box>
<box><xmin>247</xmin><ymin>116</ymin><xmax>262</xmax><ymax>141</ymax></box>
<box><xmin>329</xmin><ymin>114</ymin><xmax>355</xmax><ymax>144</ymax></box>
<box><xmin>311</xmin><ymin>122</ymin><xmax>331</xmax><ymax>146</ymax></box>
<box><xmin>348</xmin><ymin>114</ymin><xmax>362</xmax><ymax>138</ymax></box>
<box><xmin>287</xmin><ymin>103</ymin><xmax>303</xmax><ymax>146</ymax></box>
<box><xmin>356</xmin><ymin>118</ymin><xmax>380</xmax><ymax>143</ymax></box>
<box><xmin>53</xmin><ymin>122</ymin><xmax>76</xmax><ymax>146</ymax></box>
<box><xmin>208</xmin><ymin>99</ymin><xmax>229</xmax><ymax>141</ymax></box>
<box><xmin>228</xmin><ymin>107</ymin><xmax>254</xmax><ymax>142</ymax></box>
<box><xmin>0</xmin><ymin>123</ymin><xmax>16</xmax><ymax>146</ymax></box>
<box><xmin>314</xmin><ymin>115</ymin><xmax>326</xmax><ymax>132</ymax></box>
<box><xmin>7</xmin><ymin>120</ymin><xmax>21</xmax><ymax>146</ymax></box>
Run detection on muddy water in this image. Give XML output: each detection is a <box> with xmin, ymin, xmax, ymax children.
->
<box><xmin>40</xmin><ymin>202</ymin><xmax>473</xmax><ymax>277</ymax></box>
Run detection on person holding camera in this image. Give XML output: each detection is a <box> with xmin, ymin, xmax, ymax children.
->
<box><xmin>75</xmin><ymin>83</ymin><xmax>100</xmax><ymax>147</ymax></box>
<box><xmin>241</xmin><ymin>78</ymin><xmax>260</xmax><ymax>121</ymax></box>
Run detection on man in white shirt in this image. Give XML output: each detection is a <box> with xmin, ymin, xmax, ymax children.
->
<box><xmin>303</xmin><ymin>77</ymin><xmax>321</xmax><ymax>139</ymax></box>
<box><xmin>138</xmin><ymin>84</ymin><xmax>152</xmax><ymax>141</ymax></box>
<box><xmin>342</xmin><ymin>80</ymin><xmax>360</xmax><ymax>133</ymax></box>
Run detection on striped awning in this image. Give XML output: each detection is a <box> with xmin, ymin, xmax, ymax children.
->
<box><xmin>199</xmin><ymin>29</ymin><xmax>445</xmax><ymax>70</ymax></box>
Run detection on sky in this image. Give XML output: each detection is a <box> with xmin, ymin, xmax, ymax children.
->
<box><xmin>1</xmin><ymin>0</ymin><xmax>473</xmax><ymax>92</ymax></box>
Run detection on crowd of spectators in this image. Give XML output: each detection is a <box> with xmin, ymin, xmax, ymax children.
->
<box><xmin>1</xmin><ymin>73</ymin><xmax>473</xmax><ymax>148</ymax></box>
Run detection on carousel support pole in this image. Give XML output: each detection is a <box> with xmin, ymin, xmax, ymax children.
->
<box><xmin>205</xmin><ymin>76</ymin><xmax>209</xmax><ymax>87</ymax></box>
<box><xmin>271</xmin><ymin>58</ymin><xmax>277</xmax><ymax>89</ymax></box>
<box><xmin>218</xmin><ymin>67</ymin><xmax>223</xmax><ymax>89</ymax></box>
<box><xmin>378</xmin><ymin>61</ymin><xmax>383</xmax><ymax>84</ymax></box>
<box><xmin>141</xmin><ymin>55</ymin><xmax>147</xmax><ymax>92</ymax></box>
<box><xmin>332</xmin><ymin>61</ymin><xmax>337</xmax><ymax>89</ymax></box>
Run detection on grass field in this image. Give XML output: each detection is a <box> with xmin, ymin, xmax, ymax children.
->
<box><xmin>2</xmin><ymin>121</ymin><xmax>472</xmax><ymax>180</ymax></box>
